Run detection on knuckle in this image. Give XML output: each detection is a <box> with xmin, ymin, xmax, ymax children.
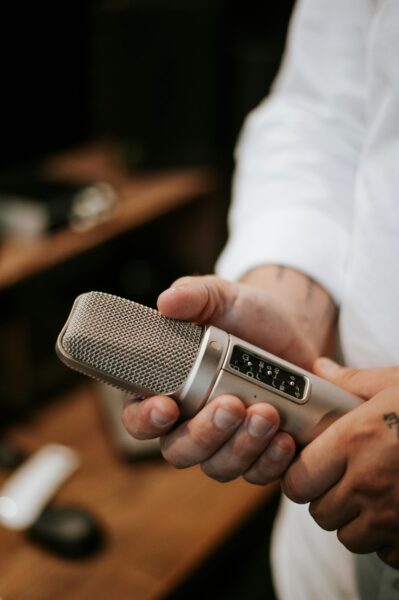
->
<box><xmin>376</xmin><ymin>548</ymin><xmax>399</xmax><ymax>569</ymax></box>
<box><xmin>308</xmin><ymin>502</ymin><xmax>320</xmax><ymax>522</ymax></box>
<box><xmin>336</xmin><ymin>524</ymin><xmax>371</xmax><ymax>554</ymax></box>
<box><xmin>265</xmin><ymin>462</ymin><xmax>286</xmax><ymax>482</ymax></box>
<box><xmin>189</xmin><ymin>426</ymin><xmax>221</xmax><ymax>453</ymax></box>
<box><xmin>236</xmin><ymin>444</ymin><xmax>263</xmax><ymax>462</ymax></box>
<box><xmin>159</xmin><ymin>439</ymin><xmax>192</xmax><ymax>469</ymax></box>
<box><xmin>282</xmin><ymin>472</ymin><xmax>306</xmax><ymax>503</ymax></box>
<box><xmin>308</xmin><ymin>503</ymin><xmax>334</xmax><ymax>531</ymax></box>
<box><xmin>228</xmin><ymin>432</ymin><xmax>268</xmax><ymax>461</ymax></box>
<box><xmin>243</xmin><ymin>471</ymin><xmax>274</xmax><ymax>486</ymax></box>
<box><xmin>351</xmin><ymin>470</ymin><xmax>381</xmax><ymax>496</ymax></box>
<box><xmin>161</xmin><ymin>448</ymin><xmax>191</xmax><ymax>469</ymax></box>
<box><xmin>121</xmin><ymin>410</ymin><xmax>142</xmax><ymax>439</ymax></box>
<box><xmin>336</xmin><ymin>528</ymin><xmax>358</xmax><ymax>553</ymax></box>
<box><xmin>372</xmin><ymin>507</ymin><xmax>399</xmax><ymax>531</ymax></box>
<box><xmin>201</xmin><ymin>463</ymin><xmax>234</xmax><ymax>483</ymax></box>
<box><xmin>339</xmin><ymin>368</ymin><xmax>362</xmax><ymax>393</ymax></box>
<box><xmin>246</xmin><ymin>459</ymin><xmax>285</xmax><ymax>486</ymax></box>
<box><xmin>197</xmin><ymin>282</ymin><xmax>223</xmax><ymax>322</ymax></box>
<box><xmin>122</xmin><ymin>398</ymin><xmax>165</xmax><ymax>439</ymax></box>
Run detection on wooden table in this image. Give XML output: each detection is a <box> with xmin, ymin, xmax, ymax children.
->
<box><xmin>0</xmin><ymin>143</ymin><xmax>276</xmax><ymax>598</ymax></box>
<box><xmin>0</xmin><ymin>385</ymin><xmax>277</xmax><ymax>600</ymax></box>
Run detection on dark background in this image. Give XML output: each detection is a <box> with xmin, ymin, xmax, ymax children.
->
<box><xmin>0</xmin><ymin>0</ymin><xmax>295</xmax><ymax>419</ymax></box>
<box><xmin>1</xmin><ymin>0</ymin><xmax>294</xmax><ymax>171</ymax></box>
<box><xmin>0</xmin><ymin>3</ymin><xmax>295</xmax><ymax>598</ymax></box>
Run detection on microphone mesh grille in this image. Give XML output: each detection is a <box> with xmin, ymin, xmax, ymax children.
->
<box><xmin>60</xmin><ymin>292</ymin><xmax>204</xmax><ymax>395</ymax></box>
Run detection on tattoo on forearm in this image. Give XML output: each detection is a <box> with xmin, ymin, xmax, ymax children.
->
<box><xmin>276</xmin><ymin>266</ymin><xmax>286</xmax><ymax>281</ymax></box>
<box><xmin>383</xmin><ymin>413</ymin><xmax>399</xmax><ymax>437</ymax></box>
<box><xmin>305</xmin><ymin>276</ymin><xmax>316</xmax><ymax>302</ymax></box>
<box><xmin>321</xmin><ymin>297</ymin><xmax>336</xmax><ymax>324</ymax></box>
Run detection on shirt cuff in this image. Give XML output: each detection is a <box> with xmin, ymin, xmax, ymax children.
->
<box><xmin>215</xmin><ymin>207</ymin><xmax>349</xmax><ymax>306</ymax></box>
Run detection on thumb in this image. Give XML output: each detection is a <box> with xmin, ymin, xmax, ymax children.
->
<box><xmin>314</xmin><ymin>357</ymin><xmax>399</xmax><ymax>399</ymax></box>
<box><xmin>158</xmin><ymin>275</ymin><xmax>317</xmax><ymax>370</ymax></box>
<box><xmin>157</xmin><ymin>275</ymin><xmax>234</xmax><ymax>325</ymax></box>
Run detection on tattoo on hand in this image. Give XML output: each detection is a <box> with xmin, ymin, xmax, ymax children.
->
<box><xmin>383</xmin><ymin>413</ymin><xmax>399</xmax><ymax>438</ymax></box>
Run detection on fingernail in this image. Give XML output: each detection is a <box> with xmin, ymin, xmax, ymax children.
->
<box><xmin>247</xmin><ymin>415</ymin><xmax>275</xmax><ymax>438</ymax></box>
<box><xmin>213</xmin><ymin>408</ymin><xmax>241</xmax><ymax>431</ymax></box>
<box><xmin>317</xmin><ymin>357</ymin><xmax>340</xmax><ymax>375</ymax></box>
<box><xmin>150</xmin><ymin>409</ymin><xmax>175</xmax><ymax>428</ymax></box>
<box><xmin>161</xmin><ymin>286</ymin><xmax>186</xmax><ymax>296</ymax></box>
<box><xmin>158</xmin><ymin>288</ymin><xmax>176</xmax><ymax>298</ymax></box>
<box><xmin>269</xmin><ymin>442</ymin><xmax>290</xmax><ymax>462</ymax></box>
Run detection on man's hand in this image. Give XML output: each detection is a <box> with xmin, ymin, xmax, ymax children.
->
<box><xmin>122</xmin><ymin>274</ymin><xmax>321</xmax><ymax>485</ymax></box>
<box><xmin>282</xmin><ymin>358</ymin><xmax>399</xmax><ymax>568</ymax></box>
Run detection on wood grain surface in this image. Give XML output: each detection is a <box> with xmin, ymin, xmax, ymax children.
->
<box><xmin>0</xmin><ymin>385</ymin><xmax>277</xmax><ymax>600</ymax></box>
<box><xmin>0</xmin><ymin>142</ymin><xmax>219</xmax><ymax>290</ymax></box>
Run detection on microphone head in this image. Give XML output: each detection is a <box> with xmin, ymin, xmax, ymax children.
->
<box><xmin>56</xmin><ymin>292</ymin><xmax>204</xmax><ymax>396</ymax></box>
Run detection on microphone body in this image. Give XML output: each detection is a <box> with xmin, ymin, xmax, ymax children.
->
<box><xmin>56</xmin><ymin>292</ymin><xmax>362</xmax><ymax>446</ymax></box>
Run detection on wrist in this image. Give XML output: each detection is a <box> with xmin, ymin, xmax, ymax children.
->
<box><xmin>239</xmin><ymin>265</ymin><xmax>337</xmax><ymax>355</ymax></box>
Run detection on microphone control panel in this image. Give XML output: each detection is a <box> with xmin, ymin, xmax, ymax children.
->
<box><xmin>229</xmin><ymin>346</ymin><xmax>307</xmax><ymax>401</ymax></box>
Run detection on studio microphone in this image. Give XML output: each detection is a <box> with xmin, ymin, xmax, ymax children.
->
<box><xmin>56</xmin><ymin>291</ymin><xmax>362</xmax><ymax>446</ymax></box>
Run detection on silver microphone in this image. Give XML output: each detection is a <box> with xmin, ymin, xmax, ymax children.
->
<box><xmin>56</xmin><ymin>291</ymin><xmax>362</xmax><ymax>446</ymax></box>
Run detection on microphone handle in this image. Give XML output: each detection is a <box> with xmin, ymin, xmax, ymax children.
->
<box><xmin>174</xmin><ymin>326</ymin><xmax>363</xmax><ymax>447</ymax></box>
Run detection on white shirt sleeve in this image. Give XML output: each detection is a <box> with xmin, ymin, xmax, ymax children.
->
<box><xmin>216</xmin><ymin>0</ymin><xmax>371</xmax><ymax>304</ymax></box>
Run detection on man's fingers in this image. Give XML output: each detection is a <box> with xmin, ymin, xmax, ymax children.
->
<box><xmin>160</xmin><ymin>395</ymin><xmax>246</xmax><ymax>468</ymax></box>
<box><xmin>308</xmin><ymin>482</ymin><xmax>359</xmax><ymax>531</ymax></box>
<box><xmin>377</xmin><ymin>547</ymin><xmax>399</xmax><ymax>570</ymax></box>
<box><xmin>282</xmin><ymin>417</ymin><xmax>348</xmax><ymax>503</ymax></box>
<box><xmin>314</xmin><ymin>358</ymin><xmax>399</xmax><ymax>399</ymax></box>
<box><xmin>200</xmin><ymin>403</ymin><xmax>281</xmax><ymax>482</ymax></box>
<box><xmin>244</xmin><ymin>431</ymin><xmax>296</xmax><ymax>485</ymax></box>
<box><xmin>337</xmin><ymin>513</ymin><xmax>394</xmax><ymax>554</ymax></box>
<box><xmin>122</xmin><ymin>396</ymin><xmax>180</xmax><ymax>439</ymax></box>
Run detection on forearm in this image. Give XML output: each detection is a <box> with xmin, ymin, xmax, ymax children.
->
<box><xmin>240</xmin><ymin>265</ymin><xmax>337</xmax><ymax>356</ymax></box>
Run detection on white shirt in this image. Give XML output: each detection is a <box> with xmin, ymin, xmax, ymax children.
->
<box><xmin>216</xmin><ymin>0</ymin><xmax>399</xmax><ymax>598</ymax></box>
<box><xmin>217</xmin><ymin>0</ymin><xmax>399</xmax><ymax>370</ymax></box>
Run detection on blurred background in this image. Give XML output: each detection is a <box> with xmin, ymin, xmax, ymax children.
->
<box><xmin>0</xmin><ymin>1</ymin><xmax>295</xmax><ymax>598</ymax></box>
<box><xmin>1</xmin><ymin>0</ymin><xmax>293</xmax><ymax>170</ymax></box>
<box><xmin>0</xmin><ymin>0</ymin><xmax>295</xmax><ymax>419</ymax></box>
